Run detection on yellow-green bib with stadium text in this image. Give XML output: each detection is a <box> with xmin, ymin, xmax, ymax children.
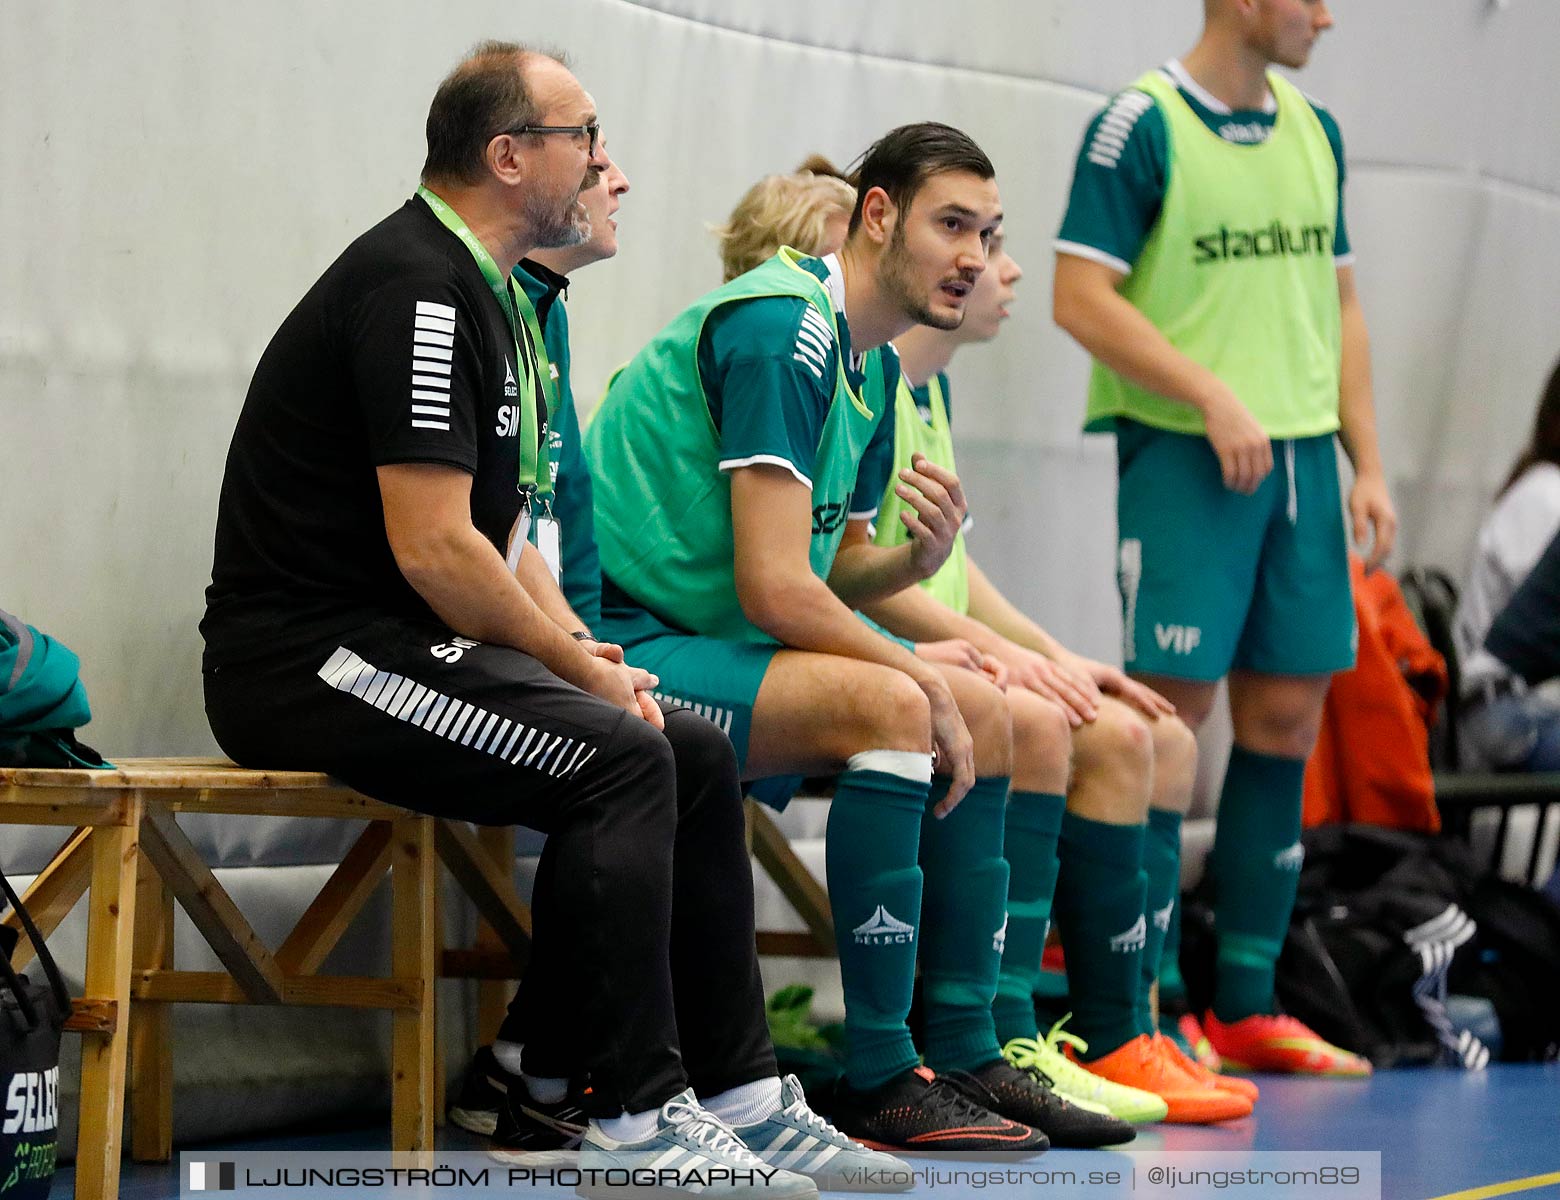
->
<box><xmin>874</xmin><ymin>374</ymin><xmax>969</xmax><ymax>615</ymax></box>
<box><xmin>1085</xmin><ymin>70</ymin><xmax>1342</xmax><ymax>439</ymax></box>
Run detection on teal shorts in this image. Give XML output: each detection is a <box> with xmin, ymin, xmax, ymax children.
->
<box><xmin>599</xmin><ymin>587</ymin><xmax>914</xmax><ymax>810</ymax></box>
<box><xmin>1114</xmin><ymin>420</ymin><xmax>1356</xmax><ymax>681</ymax></box>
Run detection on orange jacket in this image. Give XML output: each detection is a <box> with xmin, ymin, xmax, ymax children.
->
<box><xmin>1302</xmin><ymin>556</ymin><xmax>1448</xmax><ymax>832</ymax></box>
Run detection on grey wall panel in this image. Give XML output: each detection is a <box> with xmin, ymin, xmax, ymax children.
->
<box><xmin>3</xmin><ymin>0</ymin><xmax>1559</xmax><ymax>765</ymax></box>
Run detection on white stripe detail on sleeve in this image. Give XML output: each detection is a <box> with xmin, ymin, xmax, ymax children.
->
<box><xmin>1086</xmin><ymin>89</ymin><xmax>1153</xmax><ymax>169</ymax></box>
<box><xmin>411</xmin><ymin>301</ymin><xmax>456</xmax><ymax>432</ymax></box>
<box><xmin>1053</xmin><ymin>240</ymin><xmax>1133</xmax><ymax>277</ymax></box>
<box><xmin>717</xmin><ymin>453</ymin><xmax>813</xmax><ymax>489</ymax></box>
<box><xmin>791</xmin><ymin>352</ymin><xmax>824</xmax><ymax>381</ymax></box>
<box><xmin>315</xmin><ymin>648</ymin><xmax>600</xmax><ymax>779</ymax></box>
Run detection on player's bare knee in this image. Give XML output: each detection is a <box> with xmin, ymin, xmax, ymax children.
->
<box><xmin>954</xmin><ymin>673</ymin><xmax>1012</xmax><ymax>777</ymax></box>
<box><xmin>1007</xmin><ymin>689</ymin><xmax>1069</xmax><ymax>792</ymax></box>
<box><xmin>1235</xmin><ymin>690</ymin><xmax>1326</xmax><ymax>759</ymax></box>
<box><xmin>1080</xmin><ymin>700</ymin><xmax>1153</xmax><ymax>778</ymax></box>
<box><xmin>845</xmin><ymin>667</ymin><xmax>932</xmax><ymax>754</ymax></box>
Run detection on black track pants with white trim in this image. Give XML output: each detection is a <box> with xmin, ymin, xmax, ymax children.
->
<box><xmin>203</xmin><ymin>615</ymin><xmax>764</xmax><ymax>1115</ymax></box>
<box><xmin>502</xmin><ymin>705</ymin><xmax>775</xmax><ymax>1102</ymax></box>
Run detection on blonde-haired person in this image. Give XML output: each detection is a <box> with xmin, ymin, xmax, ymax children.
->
<box><xmin>715</xmin><ymin>160</ymin><xmax>855</xmax><ymax>282</ymax></box>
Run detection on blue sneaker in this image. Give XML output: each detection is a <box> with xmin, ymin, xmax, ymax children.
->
<box><xmin>579</xmin><ymin>1089</ymin><xmax>817</xmax><ymax>1199</ymax></box>
<box><xmin>732</xmin><ymin>1075</ymin><xmax>913</xmax><ymax>1193</ymax></box>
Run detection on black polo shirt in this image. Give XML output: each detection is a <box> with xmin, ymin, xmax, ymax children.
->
<box><xmin>202</xmin><ymin>196</ymin><xmax>546</xmax><ymax>668</ymax></box>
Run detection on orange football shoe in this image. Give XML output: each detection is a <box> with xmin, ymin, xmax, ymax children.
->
<box><xmin>1155</xmin><ymin>1033</ymin><xmax>1260</xmax><ymax>1103</ymax></box>
<box><xmin>1067</xmin><ymin>1034</ymin><xmax>1252</xmax><ymax>1124</ymax></box>
<box><xmin>1202</xmin><ymin>1013</ymin><xmax>1373</xmax><ymax>1077</ymax></box>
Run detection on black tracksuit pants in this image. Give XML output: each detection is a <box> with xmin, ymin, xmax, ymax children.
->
<box><xmin>204</xmin><ymin>616</ymin><xmax>774</xmax><ymax>1116</ymax></box>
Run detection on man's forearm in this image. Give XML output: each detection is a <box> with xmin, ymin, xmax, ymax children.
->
<box><xmin>827</xmin><ymin>539</ymin><xmax>929</xmax><ymax>607</ymax></box>
<box><xmin>965</xmin><ymin>560</ymin><xmax>1063</xmax><ymax>657</ymax></box>
<box><xmin>1336</xmin><ymin>283</ymin><xmax>1384</xmax><ymax>479</ymax></box>
<box><xmin>1054</xmin><ymin>258</ymin><xmax>1226</xmax><ymax>416</ymax></box>
<box><xmin>514</xmin><ymin>541</ymin><xmax>591</xmax><ymax>637</ymax></box>
<box><xmin>860</xmin><ymin>584</ymin><xmax>1001</xmax><ymax>648</ymax></box>
<box><xmin>399</xmin><ymin>526</ymin><xmax>596</xmax><ymax>685</ymax></box>
<box><xmin>749</xmin><ymin>574</ymin><xmax>943</xmax><ymax>690</ymax></box>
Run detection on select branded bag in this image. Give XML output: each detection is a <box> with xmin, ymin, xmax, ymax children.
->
<box><xmin>1</xmin><ymin>863</ymin><xmax>68</xmax><ymax>1200</ymax></box>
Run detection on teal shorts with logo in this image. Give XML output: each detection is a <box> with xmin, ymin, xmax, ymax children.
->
<box><xmin>1114</xmin><ymin>419</ymin><xmax>1356</xmax><ymax>681</ymax></box>
<box><xmin>599</xmin><ymin>585</ymin><xmax>913</xmax><ymax>810</ymax></box>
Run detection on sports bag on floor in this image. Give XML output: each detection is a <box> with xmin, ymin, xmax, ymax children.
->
<box><xmin>1</xmin><ymin>863</ymin><xmax>68</xmax><ymax>1200</ymax></box>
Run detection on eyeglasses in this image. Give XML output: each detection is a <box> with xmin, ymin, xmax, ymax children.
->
<box><xmin>505</xmin><ymin>122</ymin><xmax>600</xmax><ymax>156</ymax></box>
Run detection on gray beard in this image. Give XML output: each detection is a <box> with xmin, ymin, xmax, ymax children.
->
<box><xmin>528</xmin><ymin>193</ymin><xmax>590</xmax><ymax>250</ymax></box>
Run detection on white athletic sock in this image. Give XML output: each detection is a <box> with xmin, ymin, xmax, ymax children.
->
<box><xmin>845</xmin><ymin>749</ymin><xmax>934</xmax><ymax>783</ymax></box>
<box><xmin>492</xmin><ymin>1040</ymin><xmax>526</xmax><ymax>1075</ymax></box>
<box><xmin>703</xmin><ymin>1076</ymin><xmax>783</xmax><ymax>1125</ymax></box>
<box><xmin>596</xmin><ymin>1107</ymin><xmax>661</xmax><ymax>1143</ymax></box>
<box><xmin>522</xmin><ymin>1072</ymin><xmax>568</xmax><ymax>1105</ymax></box>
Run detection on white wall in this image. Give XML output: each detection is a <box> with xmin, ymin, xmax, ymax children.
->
<box><xmin>3</xmin><ymin>0</ymin><xmax>1559</xmax><ymax>756</ymax></box>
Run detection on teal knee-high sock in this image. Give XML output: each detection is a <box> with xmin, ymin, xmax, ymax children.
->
<box><xmin>1159</xmin><ymin>883</ymin><xmax>1188</xmax><ymax>1005</ymax></box>
<box><xmin>1052</xmin><ymin>813</ymin><xmax>1148</xmax><ymax>1059</ymax></box>
<box><xmin>1209</xmin><ymin>745</ymin><xmax>1306</xmax><ymax>1023</ymax></box>
<box><xmin>827</xmin><ymin>767</ymin><xmax>930</xmax><ymax>1089</ymax></box>
<box><xmin>1137</xmin><ymin>808</ymin><xmax>1183</xmax><ymax>1030</ymax></box>
<box><xmin>992</xmin><ymin>790</ymin><xmax>1066</xmax><ymax>1045</ymax></box>
<box><xmin>918</xmin><ymin>776</ymin><xmax>1010</xmax><ymax>1072</ymax></box>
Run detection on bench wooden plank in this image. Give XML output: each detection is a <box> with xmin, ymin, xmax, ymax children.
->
<box><xmin>0</xmin><ymin>757</ymin><xmax>337</xmax><ymax>790</ymax></box>
<box><xmin>275</xmin><ymin>822</ymin><xmax>395</xmax><ymax>976</ymax></box>
<box><xmin>131</xmin><ymin>970</ymin><xmax>421</xmax><ymax>1010</ymax></box>
<box><xmin>0</xmin><ymin>791</ymin><xmax>132</xmax><ymax>826</ymax></box>
<box><xmin>5</xmin><ymin>827</ymin><xmax>93</xmax><ymax>970</ymax></box>
<box><xmin>138</xmin><ymin>806</ymin><xmax>285</xmax><ymax>1005</ymax></box>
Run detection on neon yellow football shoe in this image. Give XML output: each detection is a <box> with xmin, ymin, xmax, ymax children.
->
<box><xmin>1002</xmin><ymin>1016</ymin><xmax>1171</xmax><ymax>1125</ymax></box>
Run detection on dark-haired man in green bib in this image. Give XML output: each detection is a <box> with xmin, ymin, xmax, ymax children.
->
<box><xmin>588</xmin><ymin>124</ymin><xmax>1084</xmax><ymax>1153</ymax></box>
<box><xmin>1052</xmin><ymin>0</ymin><xmax>1395</xmax><ymax>1077</ymax></box>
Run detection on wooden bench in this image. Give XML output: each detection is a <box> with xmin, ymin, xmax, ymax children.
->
<box><xmin>0</xmin><ymin>757</ymin><xmax>533</xmax><ymax>1200</ymax></box>
<box><xmin>747</xmin><ymin>799</ymin><xmax>835</xmax><ymax>959</ymax></box>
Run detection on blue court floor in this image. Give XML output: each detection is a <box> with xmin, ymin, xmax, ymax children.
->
<box><xmin>56</xmin><ymin>1062</ymin><xmax>1560</xmax><ymax>1200</ymax></box>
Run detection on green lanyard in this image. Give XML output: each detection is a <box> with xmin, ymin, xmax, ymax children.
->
<box><xmin>512</xmin><ymin>281</ymin><xmax>560</xmax><ymax>418</ymax></box>
<box><xmin>415</xmin><ymin>186</ymin><xmax>552</xmax><ymax>504</ymax></box>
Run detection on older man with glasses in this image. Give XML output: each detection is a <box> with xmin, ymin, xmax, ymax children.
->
<box><xmin>201</xmin><ymin>41</ymin><xmax>879</xmax><ymax>1197</ymax></box>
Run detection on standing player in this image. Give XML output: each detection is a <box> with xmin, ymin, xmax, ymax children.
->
<box><xmin>1052</xmin><ymin>0</ymin><xmax>1393</xmax><ymax>1076</ymax></box>
<box><xmin>587</xmin><ymin>124</ymin><xmax>1106</xmax><ymax>1152</ymax></box>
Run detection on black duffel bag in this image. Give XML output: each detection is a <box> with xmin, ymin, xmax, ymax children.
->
<box><xmin>1</xmin><ymin>862</ymin><xmax>67</xmax><ymax>1200</ymax></box>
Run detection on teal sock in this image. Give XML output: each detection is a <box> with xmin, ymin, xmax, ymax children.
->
<box><xmin>1209</xmin><ymin>745</ymin><xmax>1306</xmax><ymax>1023</ymax></box>
<box><xmin>1052</xmin><ymin>812</ymin><xmax>1148</xmax><ymax>1059</ymax></box>
<box><xmin>992</xmin><ymin>790</ymin><xmax>1066</xmax><ymax>1045</ymax></box>
<box><xmin>918</xmin><ymin>776</ymin><xmax>1010</xmax><ymax>1072</ymax></box>
<box><xmin>826</xmin><ymin>767</ymin><xmax>929</xmax><ymax>1089</ymax></box>
<box><xmin>1159</xmin><ymin>890</ymin><xmax>1188</xmax><ymax>1006</ymax></box>
<box><xmin>1137</xmin><ymin>808</ymin><xmax>1183</xmax><ymax>1030</ymax></box>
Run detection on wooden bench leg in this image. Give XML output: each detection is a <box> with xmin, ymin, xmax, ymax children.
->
<box><xmin>475</xmin><ymin>826</ymin><xmax>517</xmax><ymax>1046</ymax></box>
<box><xmin>129</xmin><ymin>849</ymin><xmax>174</xmax><ymax>1163</ymax></box>
<box><xmin>391</xmin><ymin>817</ymin><xmax>436</xmax><ymax>1157</ymax></box>
<box><xmin>75</xmin><ymin>807</ymin><xmax>141</xmax><ymax>1200</ymax></box>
